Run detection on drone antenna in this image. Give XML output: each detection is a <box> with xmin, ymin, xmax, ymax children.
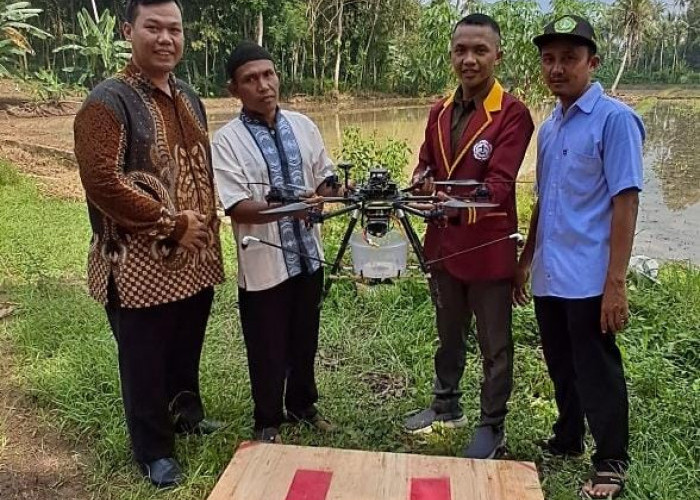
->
<box><xmin>338</xmin><ymin>162</ymin><xmax>353</xmax><ymax>192</ymax></box>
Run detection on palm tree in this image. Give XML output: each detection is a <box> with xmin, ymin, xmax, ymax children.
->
<box><xmin>610</xmin><ymin>0</ymin><xmax>658</xmax><ymax>92</ymax></box>
<box><xmin>0</xmin><ymin>1</ymin><xmax>50</xmax><ymax>75</ymax></box>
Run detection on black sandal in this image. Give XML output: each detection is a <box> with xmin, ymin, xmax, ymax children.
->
<box><xmin>580</xmin><ymin>469</ymin><xmax>626</xmax><ymax>499</ymax></box>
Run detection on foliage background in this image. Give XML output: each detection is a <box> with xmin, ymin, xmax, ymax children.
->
<box><xmin>2</xmin><ymin>0</ymin><xmax>699</xmax><ymax>100</ymax></box>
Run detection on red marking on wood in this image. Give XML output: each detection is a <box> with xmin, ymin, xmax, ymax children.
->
<box><xmin>410</xmin><ymin>477</ymin><xmax>452</xmax><ymax>500</ymax></box>
<box><xmin>285</xmin><ymin>469</ymin><xmax>333</xmax><ymax>500</ymax></box>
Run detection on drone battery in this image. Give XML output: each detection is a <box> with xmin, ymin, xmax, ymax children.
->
<box><xmin>349</xmin><ymin>230</ymin><xmax>407</xmax><ymax>279</ymax></box>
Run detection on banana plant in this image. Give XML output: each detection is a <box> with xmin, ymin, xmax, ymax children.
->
<box><xmin>54</xmin><ymin>8</ymin><xmax>131</xmax><ymax>88</ymax></box>
<box><xmin>0</xmin><ymin>1</ymin><xmax>51</xmax><ymax>75</ymax></box>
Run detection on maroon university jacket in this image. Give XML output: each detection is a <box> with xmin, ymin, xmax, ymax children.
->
<box><xmin>414</xmin><ymin>80</ymin><xmax>534</xmax><ymax>282</ymax></box>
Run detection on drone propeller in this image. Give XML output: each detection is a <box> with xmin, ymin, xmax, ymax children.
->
<box><xmin>396</xmin><ymin>197</ymin><xmax>499</xmax><ymax>209</ymax></box>
<box><xmin>441</xmin><ymin>199</ymin><xmax>499</xmax><ymax>209</ymax></box>
<box><xmin>433</xmin><ymin>179</ymin><xmax>534</xmax><ymax>186</ymax></box>
<box><xmin>259</xmin><ymin>201</ymin><xmax>318</xmax><ymax>215</ymax></box>
<box><xmin>433</xmin><ymin>179</ymin><xmax>483</xmax><ymax>187</ymax></box>
<box><xmin>246</xmin><ymin>181</ymin><xmax>311</xmax><ymax>191</ymax></box>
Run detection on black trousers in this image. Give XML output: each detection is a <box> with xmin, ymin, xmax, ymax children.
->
<box><xmin>429</xmin><ymin>271</ymin><xmax>513</xmax><ymax>426</ymax></box>
<box><xmin>534</xmin><ymin>296</ymin><xmax>630</xmax><ymax>468</ymax></box>
<box><xmin>238</xmin><ymin>269</ymin><xmax>323</xmax><ymax>429</ymax></box>
<box><xmin>105</xmin><ymin>285</ymin><xmax>214</xmax><ymax>463</ymax></box>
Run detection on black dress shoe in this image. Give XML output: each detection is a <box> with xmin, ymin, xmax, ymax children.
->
<box><xmin>138</xmin><ymin>457</ymin><xmax>183</xmax><ymax>488</ymax></box>
<box><xmin>176</xmin><ymin>419</ymin><xmax>226</xmax><ymax>435</ymax></box>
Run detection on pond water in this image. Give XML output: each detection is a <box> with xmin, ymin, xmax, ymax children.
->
<box><xmin>210</xmin><ymin>99</ymin><xmax>699</xmax><ymax>263</ymax></box>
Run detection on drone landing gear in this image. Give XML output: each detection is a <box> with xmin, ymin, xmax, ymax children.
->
<box><xmin>320</xmin><ymin>204</ymin><xmax>432</xmax><ymax>304</ymax></box>
<box><xmin>321</xmin><ymin>207</ymin><xmax>360</xmax><ymax>302</ymax></box>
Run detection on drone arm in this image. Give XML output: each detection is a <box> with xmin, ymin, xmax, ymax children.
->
<box><xmin>315</xmin><ymin>202</ymin><xmax>362</xmax><ymax>222</ymax></box>
<box><xmin>396</xmin><ymin>203</ymin><xmax>434</xmax><ymax>221</ymax></box>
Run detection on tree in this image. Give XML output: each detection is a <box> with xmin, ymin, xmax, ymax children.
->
<box><xmin>0</xmin><ymin>0</ymin><xmax>50</xmax><ymax>75</ymax></box>
<box><xmin>610</xmin><ymin>0</ymin><xmax>657</xmax><ymax>92</ymax></box>
<box><xmin>54</xmin><ymin>8</ymin><xmax>130</xmax><ymax>87</ymax></box>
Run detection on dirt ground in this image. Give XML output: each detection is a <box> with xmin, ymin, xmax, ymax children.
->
<box><xmin>0</xmin><ymin>304</ymin><xmax>91</xmax><ymax>500</ymax></box>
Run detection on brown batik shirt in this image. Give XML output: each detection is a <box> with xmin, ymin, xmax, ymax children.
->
<box><xmin>74</xmin><ymin>62</ymin><xmax>225</xmax><ymax>308</ymax></box>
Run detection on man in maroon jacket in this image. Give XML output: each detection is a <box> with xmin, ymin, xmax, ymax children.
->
<box><xmin>404</xmin><ymin>13</ymin><xmax>534</xmax><ymax>459</ymax></box>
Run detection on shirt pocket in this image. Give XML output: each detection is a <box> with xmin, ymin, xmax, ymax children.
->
<box><xmin>565</xmin><ymin>148</ymin><xmax>603</xmax><ymax>195</ymax></box>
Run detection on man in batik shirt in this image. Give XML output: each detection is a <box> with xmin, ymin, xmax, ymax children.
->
<box><xmin>73</xmin><ymin>0</ymin><xmax>224</xmax><ymax>488</ymax></box>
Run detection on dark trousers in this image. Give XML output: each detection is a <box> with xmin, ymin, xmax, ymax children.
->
<box><xmin>429</xmin><ymin>271</ymin><xmax>513</xmax><ymax>426</ymax></box>
<box><xmin>534</xmin><ymin>296</ymin><xmax>629</xmax><ymax>468</ymax></box>
<box><xmin>105</xmin><ymin>285</ymin><xmax>214</xmax><ymax>463</ymax></box>
<box><xmin>238</xmin><ymin>269</ymin><xmax>323</xmax><ymax>429</ymax></box>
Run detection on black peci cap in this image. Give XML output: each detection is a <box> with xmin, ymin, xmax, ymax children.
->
<box><xmin>226</xmin><ymin>40</ymin><xmax>273</xmax><ymax>80</ymax></box>
<box><xmin>533</xmin><ymin>15</ymin><xmax>597</xmax><ymax>54</ymax></box>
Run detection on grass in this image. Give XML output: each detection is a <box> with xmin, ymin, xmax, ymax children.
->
<box><xmin>0</xmin><ymin>158</ymin><xmax>698</xmax><ymax>499</ymax></box>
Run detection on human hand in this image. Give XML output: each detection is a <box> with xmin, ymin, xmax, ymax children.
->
<box><xmin>601</xmin><ymin>278</ymin><xmax>629</xmax><ymax>334</ymax></box>
<box><xmin>436</xmin><ymin>191</ymin><xmax>460</xmax><ymax>219</ymax></box>
<box><xmin>412</xmin><ymin>171</ymin><xmax>435</xmax><ymax>195</ymax></box>
<box><xmin>178</xmin><ymin>210</ymin><xmax>209</xmax><ymax>251</ymax></box>
<box><xmin>512</xmin><ymin>263</ymin><xmax>531</xmax><ymax>307</ymax></box>
<box><xmin>294</xmin><ymin>193</ymin><xmax>324</xmax><ymax>220</ymax></box>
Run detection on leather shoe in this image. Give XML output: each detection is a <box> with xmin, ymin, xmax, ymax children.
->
<box><xmin>138</xmin><ymin>457</ymin><xmax>183</xmax><ymax>488</ymax></box>
<box><xmin>176</xmin><ymin>419</ymin><xmax>225</xmax><ymax>435</ymax></box>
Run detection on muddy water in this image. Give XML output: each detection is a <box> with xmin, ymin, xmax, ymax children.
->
<box><xmin>211</xmin><ymin>99</ymin><xmax>700</xmax><ymax>263</ymax></box>
<box><xmin>635</xmin><ymin>101</ymin><xmax>699</xmax><ymax>263</ymax></box>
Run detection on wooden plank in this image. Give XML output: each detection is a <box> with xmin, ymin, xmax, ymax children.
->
<box><xmin>208</xmin><ymin>443</ymin><xmax>544</xmax><ymax>500</ymax></box>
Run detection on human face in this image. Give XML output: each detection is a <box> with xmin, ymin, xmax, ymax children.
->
<box><xmin>229</xmin><ymin>59</ymin><xmax>280</xmax><ymax>123</ymax></box>
<box><xmin>540</xmin><ymin>39</ymin><xmax>599</xmax><ymax>107</ymax></box>
<box><xmin>450</xmin><ymin>24</ymin><xmax>502</xmax><ymax>96</ymax></box>
<box><xmin>123</xmin><ymin>2</ymin><xmax>184</xmax><ymax>79</ymax></box>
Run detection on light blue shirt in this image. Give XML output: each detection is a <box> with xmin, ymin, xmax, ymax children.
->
<box><xmin>532</xmin><ymin>82</ymin><xmax>645</xmax><ymax>298</ymax></box>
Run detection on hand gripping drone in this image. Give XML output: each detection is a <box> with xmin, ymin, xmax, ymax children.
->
<box><xmin>241</xmin><ymin>163</ymin><xmax>523</xmax><ymax>297</ymax></box>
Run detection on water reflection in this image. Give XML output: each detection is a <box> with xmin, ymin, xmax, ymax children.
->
<box><xmin>642</xmin><ymin>101</ymin><xmax>699</xmax><ymax>211</ymax></box>
<box><xmin>209</xmin><ymin>99</ymin><xmax>699</xmax><ymax>262</ymax></box>
<box><xmin>635</xmin><ymin>101</ymin><xmax>700</xmax><ymax>263</ymax></box>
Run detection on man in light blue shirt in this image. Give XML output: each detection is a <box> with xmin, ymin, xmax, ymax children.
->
<box><xmin>514</xmin><ymin>15</ymin><xmax>644</xmax><ymax>500</ymax></box>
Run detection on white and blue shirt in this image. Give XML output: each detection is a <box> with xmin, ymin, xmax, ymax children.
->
<box><xmin>212</xmin><ymin>110</ymin><xmax>334</xmax><ymax>291</ymax></box>
<box><xmin>532</xmin><ymin>82</ymin><xmax>645</xmax><ymax>299</ymax></box>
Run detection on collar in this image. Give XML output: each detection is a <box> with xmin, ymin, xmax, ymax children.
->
<box><xmin>122</xmin><ymin>60</ymin><xmax>178</xmax><ymax>95</ymax></box>
<box><xmin>453</xmin><ymin>82</ymin><xmax>489</xmax><ymax>108</ymax></box>
<box><xmin>444</xmin><ymin>79</ymin><xmax>504</xmax><ymax>113</ymax></box>
<box><xmin>240</xmin><ymin>107</ymin><xmax>280</xmax><ymax>128</ymax></box>
<box><xmin>555</xmin><ymin>81</ymin><xmax>603</xmax><ymax>117</ymax></box>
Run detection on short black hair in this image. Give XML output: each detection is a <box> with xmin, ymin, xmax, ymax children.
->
<box><xmin>453</xmin><ymin>13</ymin><xmax>501</xmax><ymax>39</ymax></box>
<box><xmin>125</xmin><ymin>0</ymin><xmax>183</xmax><ymax>23</ymax></box>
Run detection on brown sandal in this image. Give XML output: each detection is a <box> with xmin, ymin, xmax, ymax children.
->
<box><xmin>580</xmin><ymin>469</ymin><xmax>626</xmax><ymax>499</ymax></box>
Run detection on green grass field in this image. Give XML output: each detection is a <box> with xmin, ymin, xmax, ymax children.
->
<box><xmin>0</xmin><ymin>159</ymin><xmax>698</xmax><ymax>499</ymax></box>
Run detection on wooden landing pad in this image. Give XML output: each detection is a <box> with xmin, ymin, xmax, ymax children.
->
<box><xmin>208</xmin><ymin>442</ymin><xmax>544</xmax><ymax>500</ymax></box>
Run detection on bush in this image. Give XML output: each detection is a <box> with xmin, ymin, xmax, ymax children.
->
<box><xmin>334</xmin><ymin>127</ymin><xmax>411</xmax><ymax>185</ymax></box>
